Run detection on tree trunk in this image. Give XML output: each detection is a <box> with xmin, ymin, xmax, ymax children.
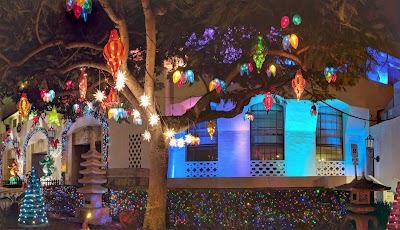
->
<box><xmin>143</xmin><ymin>124</ymin><xmax>168</xmax><ymax>230</ymax></box>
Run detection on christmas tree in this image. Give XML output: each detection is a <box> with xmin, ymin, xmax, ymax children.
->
<box><xmin>18</xmin><ymin>166</ymin><xmax>49</xmax><ymax>227</ymax></box>
<box><xmin>387</xmin><ymin>181</ymin><xmax>400</xmax><ymax>229</ymax></box>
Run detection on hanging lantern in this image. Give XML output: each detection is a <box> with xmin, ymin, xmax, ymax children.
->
<box><xmin>244</xmin><ymin>111</ymin><xmax>254</xmax><ymax>121</ymax></box>
<box><xmin>191</xmin><ymin>134</ymin><xmax>200</xmax><ymax>146</ymax></box>
<box><xmin>106</xmin><ymin>87</ymin><xmax>119</xmax><ymax>108</ymax></box>
<box><xmin>292</xmin><ymin>70</ymin><xmax>306</xmax><ymax>101</ymax></box>
<box><xmin>79</xmin><ymin>68</ymin><xmax>87</xmax><ymax>102</ymax></box>
<box><xmin>16</xmin><ymin>93</ymin><xmax>31</xmax><ymax>124</ymax></box>
<box><xmin>253</xmin><ymin>35</ymin><xmax>266</xmax><ymax>73</ymax></box>
<box><xmin>206</xmin><ymin>121</ymin><xmax>216</xmax><ymax>140</ymax></box>
<box><xmin>103</xmin><ymin>29</ymin><xmax>125</xmax><ymax>81</ymax></box>
<box><xmin>66</xmin><ymin>0</ymin><xmax>92</xmax><ymax>22</ymax></box>
<box><xmin>310</xmin><ymin>105</ymin><xmax>318</xmax><ymax>116</ymax></box>
<box><xmin>263</xmin><ymin>92</ymin><xmax>274</xmax><ymax>114</ymax></box>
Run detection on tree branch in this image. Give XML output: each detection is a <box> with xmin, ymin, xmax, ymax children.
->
<box><xmin>296</xmin><ymin>45</ymin><xmax>310</xmax><ymax>55</ymax></box>
<box><xmin>0</xmin><ymin>52</ymin><xmax>10</xmax><ymax>64</ymax></box>
<box><xmin>98</xmin><ymin>0</ymin><xmax>122</xmax><ymax>25</ymax></box>
<box><xmin>46</xmin><ymin>61</ymin><xmax>111</xmax><ymax>74</ymax></box>
<box><xmin>35</xmin><ymin>0</ymin><xmax>46</xmax><ymax>45</ymax></box>
<box><xmin>268</xmin><ymin>50</ymin><xmax>306</xmax><ymax>71</ymax></box>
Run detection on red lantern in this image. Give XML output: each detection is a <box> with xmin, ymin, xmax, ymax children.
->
<box><xmin>206</xmin><ymin>120</ymin><xmax>216</xmax><ymax>140</ymax></box>
<box><xmin>16</xmin><ymin>93</ymin><xmax>31</xmax><ymax>124</ymax></box>
<box><xmin>263</xmin><ymin>92</ymin><xmax>274</xmax><ymax>114</ymax></box>
<box><xmin>106</xmin><ymin>87</ymin><xmax>119</xmax><ymax>108</ymax></box>
<box><xmin>292</xmin><ymin>70</ymin><xmax>306</xmax><ymax>101</ymax></box>
<box><xmin>103</xmin><ymin>30</ymin><xmax>125</xmax><ymax>81</ymax></box>
<box><xmin>79</xmin><ymin>68</ymin><xmax>87</xmax><ymax>102</ymax></box>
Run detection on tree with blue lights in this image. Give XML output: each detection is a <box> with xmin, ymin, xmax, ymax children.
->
<box><xmin>18</xmin><ymin>166</ymin><xmax>49</xmax><ymax>227</ymax></box>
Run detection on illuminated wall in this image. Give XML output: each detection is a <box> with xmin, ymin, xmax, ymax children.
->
<box><xmin>168</xmin><ymin>96</ymin><xmax>369</xmax><ymax>178</ymax></box>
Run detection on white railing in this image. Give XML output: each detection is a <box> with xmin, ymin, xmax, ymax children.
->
<box><xmin>316</xmin><ymin>161</ymin><xmax>346</xmax><ymax>176</ymax></box>
<box><xmin>250</xmin><ymin>160</ymin><xmax>286</xmax><ymax>176</ymax></box>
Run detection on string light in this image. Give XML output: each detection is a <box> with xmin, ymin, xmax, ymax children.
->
<box><xmin>94</xmin><ymin>89</ymin><xmax>106</xmax><ymax>102</ymax></box>
<box><xmin>142</xmin><ymin>130</ymin><xmax>151</xmax><ymax>142</ymax></box>
<box><xmin>184</xmin><ymin>133</ymin><xmax>193</xmax><ymax>144</ymax></box>
<box><xmin>115</xmin><ymin>70</ymin><xmax>126</xmax><ymax>91</ymax></box>
<box><xmin>149</xmin><ymin>113</ymin><xmax>160</xmax><ymax>126</ymax></box>
<box><xmin>176</xmin><ymin>138</ymin><xmax>185</xmax><ymax>148</ymax></box>
<box><xmin>139</xmin><ymin>94</ymin><xmax>151</xmax><ymax>108</ymax></box>
<box><xmin>164</xmin><ymin>128</ymin><xmax>176</xmax><ymax>139</ymax></box>
<box><xmin>169</xmin><ymin>138</ymin><xmax>177</xmax><ymax>147</ymax></box>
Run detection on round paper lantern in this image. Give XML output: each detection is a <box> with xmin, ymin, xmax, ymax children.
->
<box><xmin>16</xmin><ymin>93</ymin><xmax>31</xmax><ymax>124</ymax></box>
<box><xmin>103</xmin><ymin>29</ymin><xmax>126</xmax><ymax>81</ymax></box>
<box><xmin>292</xmin><ymin>70</ymin><xmax>306</xmax><ymax>101</ymax></box>
<box><xmin>292</xmin><ymin>14</ymin><xmax>302</xmax><ymax>25</ymax></box>
<box><xmin>263</xmin><ymin>92</ymin><xmax>274</xmax><ymax>113</ymax></box>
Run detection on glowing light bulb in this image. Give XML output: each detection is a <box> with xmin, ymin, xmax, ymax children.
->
<box><xmin>142</xmin><ymin>130</ymin><xmax>151</xmax><ymax>142</ymax></box>
<box><xmin>94</xmin><ymin>89</ymin><xmax>106</xmax><ymax>102</ymax></box>
<box><xmin>164</xmin><ymin>128</ymin><xmax>176</xmax><ymax>139</ymax></box>
<box><xmin>115</xmin><ymin>70</ymin><xmax>126</xmax><ymax>91</ymax></box>
<box><xmin>139</xmin><ymin>94</ymin><xmax>151</xmax><ymax>108</ymax></box>
<box><xmin>149</xmin><ymin>113</ymin><xmax>160</xmax><ymax>126</ymax></box>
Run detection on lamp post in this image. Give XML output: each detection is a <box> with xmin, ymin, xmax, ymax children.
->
<box><xmin>366</xmin><ymin>135</ymin><xmax>380</xmax><ymax>177</ymax></box>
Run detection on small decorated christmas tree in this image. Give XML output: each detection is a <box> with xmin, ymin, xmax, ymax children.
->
<box><xmin>18</xmin><ymin>166</ymin><xmax>49</xmax><ymax>227</ymax></box>
<box><xmin>387</xmin><ymin>181</ymin><xmax>400</xmax><ymax>229</ymax></box>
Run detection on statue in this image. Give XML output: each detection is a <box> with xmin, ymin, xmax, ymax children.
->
<box><xmin>39</xmin><ymin>155</ymin><xmax>55</xmax><ymax>180</ymax></box>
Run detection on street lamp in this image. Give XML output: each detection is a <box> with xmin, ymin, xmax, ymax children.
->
<box><xmin>366</xmin><ymin>135</ymin><xmax>380</xmax><ymax>177</ymax></box>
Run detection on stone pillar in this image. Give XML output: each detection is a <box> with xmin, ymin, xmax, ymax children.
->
<box><xmin>76</xmin><ymin>127</ymin><xmax>111</xmax><ymax>224</ymax></box>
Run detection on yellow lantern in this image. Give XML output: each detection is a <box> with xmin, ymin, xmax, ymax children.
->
<box><xmin>206</xmin><ymin>120</ymin><xmax>216</xmax><ymax>140</ymax></box>
<box><xmin>291</xmin><ymin>70</ymin><xmax>306</xmax><ymax>101</ymax></box>
<box><xmin>16</xmin><ymin>93</ymin><xmax>31</xmax><ymax>124</ymax></box>
<box><xmin>290</xmin><ymin>34</ymin><xmax>299</xmax><ymax>49</ymax></box>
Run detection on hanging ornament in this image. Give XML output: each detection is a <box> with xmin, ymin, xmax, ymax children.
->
<box><xmin>244</xmin><ymin>111</ymin><xmax>254</xmax><ymax>121</ymax></box>
<box><xmin>324</xmin><ymin>67</ymin><xmax>337</xmax><ymax>83</ymax></box>
<box><xmin>290</xmin><ymin>34</ymin><xmax>299</xmax><ymax>49</ymax></box>
<box><xmin>73</xmin><ymin>104</ymin><xmax>81</xmax><ymax>114</ymax></box>
<box><xmin>177</xmin><ymin>138</ymin><xmax>185</xmax><ymax>148</ymax></box>
<box><xmin>149</xmin><ymin>113</ymin><xmax>160</xmax><ymax>126</ymax></box>
<box><xmin>209</xmin><ymin>78</ymin><xmax>226</xmax><ymax>93</ymax></box>
<box><xmin>32</xmin><ymin>115</ymin><xmax>40</xmax><ymax>128</ymax></box>
<box><xmin>185</xmin><ymin>133</ymin><xmax>194</xmax><ymax>144</ymax></box>
<box><xmin>65</xmin><ymin>80</ymin><xmax>74</xmax><ymax>90</ymax></box>
<box><xmin>40</xmin><ymin>90</ymin><xmax>56</xmax><ymax>103</ymax></box>
<box><xmin>310</xmin><ymin>105</ymin><xmax>318</xmax><ymax>116</ymax></box>
<box><xmin>164</xmin><ymin>128</ymin><xmax>176</xmax><ymax>140</ymax></box>
<box><xmin>180</xmin><ymin>72</ymin><xmax>188</xmax><ymax>84</ymax></box>
<box><xmin>66</xmin><ymin>0</ymin><xmax>92</xmax><ymax>21</ymax></box>
<box><xmin>192</xmin><ymin>134</ymin><xmax>200</xmax><ymax>146</ymax></box>
<box><xmin>45</xmin><ymin>106</ymin><xmax>63</xmax><ymax>126</ymax></box>
<box><xmin>247</xmin><ymin>63</ymin><xmax>253</xmax><ymax>73</ymax></box>
<box><xmin>206</xmin><ymin>120</ymin><xmax>216</xmax><ymax>140</ymax></box>
<box><xmin>139</xmin><ymin>94</ymin><xmax>150</xmax><ymax>108</ymax></box>
<box><xmin>79</xmin><ymin>68</ymin><xmax>87</xmax><ymax>102</ymax></box>
<box><xmin>263</xmin><ymin>92</ymin><xmax>274</xmax><ymax>114</ymax></box>
<box><xmin>240</xmin><ymin>63</ymin><xmax>249</xmax><ymax>76</ymax></box>
<box><xmin>268</xmin><ymin>64</ymin><xmax>277</xmax><ymax>77</ymax></box>
<box><xmin>169</xmin><ymin>138</ymin><xmax>177</xmax><ymax>147</ymax></box>
<box><xmin>292</xmin><ymin>70</ymin><xmax>306</xmax><ymax>101</ymax></box>
<box><xmin>172</xmin><ymin>70</ymin><xmax>181</xmax><ymax>84</ymax></box>
<box><xmin>16</xmin><ymin>93</ymin><xmax>31</xmax><ymax>124</ymax></box>
<box><xmin>282</xmin><ymin>35</ymin><xmax>290</xmax><ymax>51</ymax></box>
<box><xmin>253</xmin><ymin>35</ymin><xmax>266</xmax><ymax>73</ymax></box>
<box><xmin>281</xmin><ymin>16</ymin><xmax>290</xmax><ymax>28</ymax></box>
<box><xmin>103</xmin><ymin>29</ymin><xmax>125</xmax><ymax>81</ymax></box>
<box><xmin>292</xmin><ymin>14</ymin><xmax>302</xmax><ymax>25</ymax></box>
<box><xmin>186</xmin><ymin>70</ymin><xmax>195</xmax><ymax>84</ymax></box>
<box><xmin>106</xmin><ymin>87</ymin><xmax>119</xmax><ymax>108</ymax></box>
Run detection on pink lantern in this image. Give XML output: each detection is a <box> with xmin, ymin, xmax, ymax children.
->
<box><xmin>263</xmin><ymin>92</ymin><xmax>274</xmax><ymax>113</ymax></box>
<box><xmin>292</xmin><ymin>70</ymin><xmax>306</xmax><ymax>101</ymax></box>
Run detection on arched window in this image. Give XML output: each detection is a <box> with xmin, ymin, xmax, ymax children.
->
<box><xmin>250</xmin><ymin>103</ymin><xmax>284</xmax><ymax>160</ymax></box>
<box><xmin>186</xmin><ymin>121</ymin><xmax>218</xmax><ymax>161</ymax></box>
<box><xmin>316</xmin><ymin>106</ymin><xmax>343</xmax><ymax>161</ymax></box>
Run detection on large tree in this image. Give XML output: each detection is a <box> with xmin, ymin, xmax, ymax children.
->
<box><xmin>0</xmin><ymin>0</ymin><xmax>393</xmax><ymax>229</ymax></box>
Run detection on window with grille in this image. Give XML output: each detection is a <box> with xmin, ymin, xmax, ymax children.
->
<box><xmin>186</xmin><ymin>121</ymin><xmax>218</xmax><ymax>161</ymax></box>
<box><xmin>250</xmin><ymin>103</ymin><xmax>284</xmax><ymax>160</ymax></box>
<box><xmin>316</xmin><ymin>106</ymin><xmax>343</xmax><ymax>161</ymax></box>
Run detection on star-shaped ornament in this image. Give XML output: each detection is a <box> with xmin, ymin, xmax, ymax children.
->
<box><xmin>45</xmin><ymin>106</ymin><xmax>63</xmax><ymax>126</ymax></box>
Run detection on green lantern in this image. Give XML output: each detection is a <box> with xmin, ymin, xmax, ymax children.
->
<box><xmin>253</xmin><ymin>36</ymin><xmax>266</xmax><ymax>73</ymax></box>
<box><xmin>293</xmin><ymin>14</ymin><xmax>302</xmax><ymax>25</ymax></box>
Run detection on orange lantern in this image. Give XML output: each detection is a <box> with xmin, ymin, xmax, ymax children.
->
<box><xmin>16</xmin><ymin>93</ymin><xmax>31</xmax><ymax>124</ymax></box>
<box><xmin>292</xmin><ymin>70</ymin><xmax>306</xmax><ymax>101</ymax></box>
<box><xmin>206</xmin><ymin>120</ymin><xmax>216</xmax><ymax>140</ymax></box>
<box><xmin>79</xmin><ymin>68</ymin><xmax>87</xmax><ymax>102</ymax></box>
<box><xmin>263</xmin><ymin>92</ymin><xmax>274</xmax><ymax>113</ymax></box>
<box><xmin>103</xmin><ymin>29</ymin><xmax>125</xmax><ymax>81</ymax></box>
<box><xmin>106</xmin><ymin>87</ymin><xmax>119</xmax><ymax>108</ymax></box>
